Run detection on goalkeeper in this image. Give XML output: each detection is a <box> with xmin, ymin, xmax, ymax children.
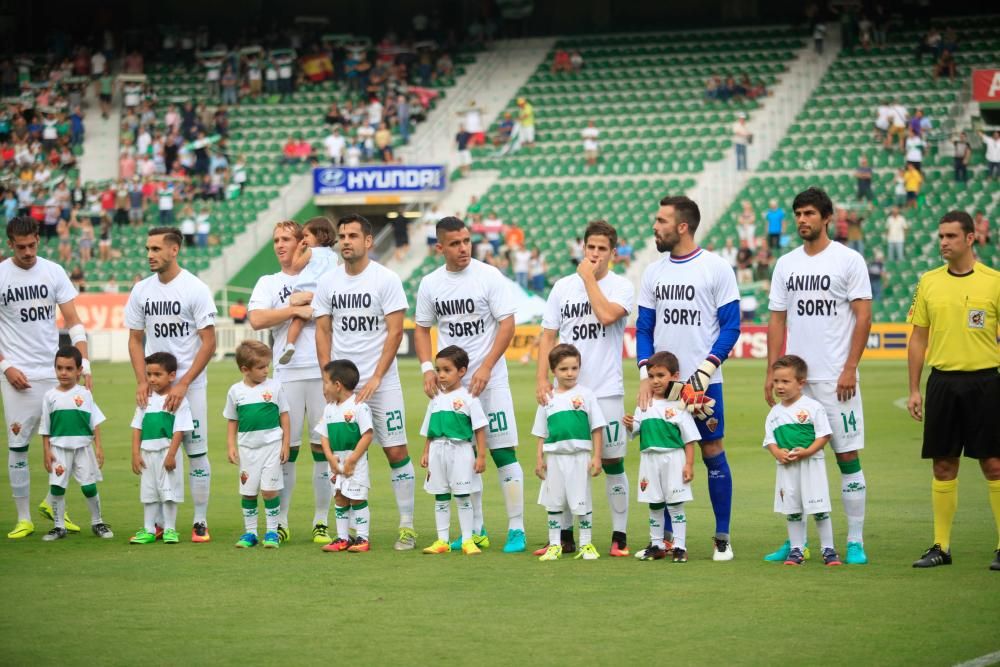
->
<box><xmin>636</xmin><ymin>195</ymin><xmax>742</xmax><ymax>561</ymax></box>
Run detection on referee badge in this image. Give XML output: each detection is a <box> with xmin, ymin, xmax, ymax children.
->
<box><xmin>967</xmin><ymin>309</ymin><xmax>985</xmax><ymax>329</ymax></box>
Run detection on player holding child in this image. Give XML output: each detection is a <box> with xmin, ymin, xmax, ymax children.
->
<box><xmin>224</xmin><ymin>341</ymin><xmax>290</xmax><ymax>549</ymax></box>
<box><xmin>316</xmin><ymin>360</ymin><xmax>375</xmax><ymax>553</ymax></box>
<box><xmin>763</xmin><ymin>355</ymin><xmax>842</xmax><ymax>567</ymax></box>
<box><xmin>624</xmin><ymin>352</ymin><xmax>700</xmax><ymax>562</ymax></box>
<box><xmin>129</xmin><ymin>352</ymin><xmax>194</xmax><ymax>545</ymax></box>
<box><xmin>533</xmin><ymin>344</ymin><xmax>606</xmax><ymax>561</ymax></box>
<box><xmin>420</xmin><ymin>346</ymin><xmax>488</xmax><ymax>556</ymax></box>
<box><xmin>277</xmin><ymin>217</ymin><xmax>339</xmax><ymax>365</ymax></box>
<box><xmin>39</xmin><ymin>347</ymin><xmax>111</xmax><ymax>541</ymax></box>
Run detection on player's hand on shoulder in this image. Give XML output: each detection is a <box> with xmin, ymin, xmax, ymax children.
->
<box><xmin>468</xmin><ymin>365</ymin><xmax>491</xmax><ymax>397</ymax></box>
<box><xmin>164</xmin><ymin>383</ymin><xmax>188</xmax><ymax>413</ymax></box>
<box><xmin>135</xmin><ymin>381</ymin><xmax>150</xmax><ymax>408</ymax></box>
<box><xmin>355</xmin><ymin>377</ymin><xmax>381</xmax><ymax>404</ymax></box>
<box><xmin>535</xmin><ymin>379</ymin><xmax>553</xmax><ymax>406</ymax></box>
<box><xmin>422</xmin><ymin>370</ymin><xmax>439</xmax><ymax>399</ymax></box>
<box><xmin>636</xmin><ymin>378</ymin><xmax>652</xmax><ymax>410</ymax></box>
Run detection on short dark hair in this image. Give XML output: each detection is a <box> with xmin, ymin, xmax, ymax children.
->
<box><xmin>147</xmin><ymin>227</ymin><xmax>184</xmax><ymax>247</ymax></box>
<box><xmin>939</xmin><ymin>210</ymin><xmax>974</xmax><ymax>236</ymax></box>
<box><xmin>583</xmin><ymin>220</ymin><xmax>618</xmax><ymax>248</ymax></box>
<box><xmin>338</xmin><ymin>213</ymin><xmax>373</xmax><ymax>237</ymax></box>
<box><xmin>436</xmin><ymin>345</ymin><xmax>469</xmax><ymax>370</ymax></box>
<box><xmin>145</xmin><ymin>351</ymin><xmax>178</xmax><ymax>374</ymax></box>
<box><xmin>791</xmin><ymin>187</ymin><xmax>834</xmax><ymax>219</ymax></box>
<box><xmin>54</xmin><ymin>346</ymin><xmax>82</xmax><ymax>368</ymax></box>
<box><xmin>6</xmin><ymin>216</ymin><xmax>39</xmax><ymax>240</ymax></box>
<box><xmin>659</xmin><ymin>196</ymin><xmax>701</xmax><ymax>233</ymax></box>
<box><xmin>772</xmin><ymin>354</ymin><xmax>808</xmax><ymax>380</ymax></box>
<box><xmin>324</xmin><ymin>359</ymin><xmax>360</xmax><ymax>391</ymax></box>
<box><xmin>304</xmin><ymin>217</ymin><xmax>337</xmax><ymax>247</ymax></box>
<box><xmin>548</xmin><ymin>343</ymin><xmax>581</xmax><ymax>371</ymax></box>
<box><xmin>646</xmin><ymin>351</ymin><xmax>679</xmax><ymax>375</ymax></box>
<box><xmin>435</xmin><ymin>215</ymin><xmax>466</xmax><ymax>239</ymax></box>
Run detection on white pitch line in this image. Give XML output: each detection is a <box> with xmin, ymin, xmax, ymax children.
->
<box><xmin>954</xmin><ymin>650</ymin><xmax>1000</xmax><ymax>667</ymax></box>
<box><xmin>893</xmin><ymin>397</ymin><xmax>909</xmax><ymax>411</ymax></box>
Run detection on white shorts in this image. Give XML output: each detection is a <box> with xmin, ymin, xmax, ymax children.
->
<box><xmin>637</xmin><ymin>448</ymin><xmax>693</xmax><ymax>504</ymax></box>
<box><xmin>183</xmin><ymin>384</ymin><xmax>209</xmax><ymax>457</ymax></box>
<box><xmin>478</xmin><ymin>386</ymin><xmax>518</xmax><ymax>450</ymax></box>
<box><xmin>2</xmin><ymin>378</ymin><xmax>57</xmax><ymax>449</ymax></box>
<box><xmin>459</xmin><ymin>149</ymin><xmax>472</xmax><ymax>166</ymax></box>
<box><xmin>804</xmin><ymin>381</ymin><xmax>864</xmax><ymax>454</ymax></box>
<box><xmin>423</xmin><ymin>442</ymin><xmax>481</xmax><ymax>495</ymax></box>
<box><xmin>773</xmin><ymin>456</ymin><xmax>831</xmax><ymax>515</ymax></box>
<box><xmin>597</xmin><ymin>396</ymin><xmax>626</xmax><ymax>459</ymax></box>
<box><xmin>522</xmin><ymin>125</ymin><xmax>535</xmax><ymax>143</ymax></box>
<box><xmin>282</xmin><ymin>378</ymin><xmax>324</xmax><ymax>447</ymax></box>
<box><xmin>365</xmin><ymin>385</ymin><xmax>407</xmax><ymax>447</ymax></box>
<box><xmin>140</xmin><ymin>448</ymin><xmax>185</xmax><ymax>503</ymax></box>
<box><xmin>540</xmin><ymin>451</ymin><xmax>592</xmax><ymax>514</ymax></box>
<box><xmin>49</xmin><ymin>445</ymin><xmax>102</xmax><ymax>488</ymax></box>
<box><xmin>238</xmin><ymin>443</ymin><xmax>283</xmax><ymax>495</ymax></box>
<box><xmin>333</xmin><ymin>452</ymin><xmax>370</xmax><ymax>501</ymax></box>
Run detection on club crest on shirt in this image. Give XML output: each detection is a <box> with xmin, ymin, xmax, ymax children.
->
<box><xmin>261</xmin><ymin>391</ymin><xmax>272</xmax><ymax>402</ymax></box>
<box><xmin>240</xmin><ymin>470</ymin><xmax>249</xmax><ymax>484</ymax></box>
<box><xmin>10</xmin><ymin>422</ymin><xmax>21</xmax><ymax>436</ymax></box>
<box><xmin>795</xmin><ymin>410</ymin><xmax>810</xmax><ymax>424</ymax></box>
<box><xmin>73</xmin><ymin>395</ymin><xmax>84</xmax><ymax>407</ymax></box>
<box><xmin>452</xmin><ymin>399</ymin><xmax>464</xmax><ymax>411</ymax></box>
<box><xmin>54</xmin><ymin>464</ymin><xmax>65</xmax><ymax>476</ymax></box>
<box><xmin>343</xmin><ymin>410</ymin><xmax>354</xmax><ymax>423</ymax></box>
<box><xmin>706</xmin><ymin>417</ymin><xmax>719</xmax><ymax>433</ymax></box>
<box><xmin>571</xmin><ymin>395</ymin><xmax>584</xmax><ymax>410</ymax></box>
<box><xmin>664</xmin><ymin>407</ymin><xmax>677</xmax><ymax>420</ymax></box>
<box><xmin>968</xmin><ymin>309</ymin><xmax>985</xmax><ymax>329</ymax></box>
<box><xmin>639</xmin><ymin>477</ymin><xmax>649</xmax><ymax>491</ymax></box>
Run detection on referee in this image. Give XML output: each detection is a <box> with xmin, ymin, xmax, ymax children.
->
<box><xmin>906</xmin><ymin>211</ymin><xmax>1000</xmax><ymax>570</ymax></box>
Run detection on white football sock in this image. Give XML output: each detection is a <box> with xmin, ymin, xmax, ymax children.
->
<box><xmin>787</xmin><ymin>514</ymin><xmax>806</xmax><ymax>551</ymax></box>
<box><xmin>605</xmin><ymin>472</ymin><xmax>629</xmax><ymax>533</ymax></box>
<box><xmin>815</xmin><ymin>512</ymin><xmax>835</xmax><ymax>551</ymax></box>
<box><xmin>312</xmin><ymin>460</ymin><xmax>331</xmax><ymax>525</ymax></box>
<box><xmin>434</xmin><ymin>498</ymin><xmax>450</xmax><ymax>542</ymax></box>
<box><xmin>841</xmin><ymin>470</ymin><xmax>866</xmax><ymax>543</ymax></box>
<box><xmin>390</xmin><ymin>458</ymin><xmax>416</xmax><ymax>529</ymax></box>
<box><xmin>667</xmin><ymin>502</ymin><xmax>687</xmax><ymax>550</ymax></box>
<box><xmin>456</xmin><ymin>495</ymin><xmax>473</xmax><ymax>541</ymax></box>
<box><xmin>496</xmin><ymin>462</ymin><xmax>524</xmax><ymax>531</ymax></box>
<box><xmin>189</xmin><ymin>456</ymin><xmax>210</xmax><ymax>525</ymax></box>
<box><xmin>279</xmin><ymin>458</ymin><xmax>297</xmax><ymax>527</ymax></box>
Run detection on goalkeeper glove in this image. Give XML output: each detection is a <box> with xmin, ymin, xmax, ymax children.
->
<box><xmin>687</xmin><ymin>356</ymin><xmax>720</xmax><ymax>393</ymax></box>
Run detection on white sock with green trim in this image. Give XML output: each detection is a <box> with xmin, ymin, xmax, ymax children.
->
<box><xmin>279</xmin><ymin>458</ymin><xmax>296</xmax><ymax>527</ymax></box>
<box><xmin>264</xmin><ymin>496</ymin><xmax>280</xmax><ymax>533</ymax></box>
<box><xmin>390</xmin><ymin>458</ymin><xmax>416</xmax><ymax>529</ymax></box>
<box><xmin>497</xmin><ymin>463</ymin><xmax>524</xmax><ymax>531</ymax></box>
<box><xmin>578</xmin><ymin>512</ymin><xmax>593</xmax><ymax>546</ymax></box>
<box><xmin>51</xmin><ymin>492</ymin><xmax>66</xmax><ymax>529</ymax></box>
<box><xmin>841</xmin><ymin>471</ymin><xmax>866</xmax><ymax>543</ymax></box>
<box><xmin>434</xmin><ymin>498</ymin><xmax>450</xmax><ymax>542</ymax></box>
<box><xmin>605</xmin><ymin>472</ymin><xmax>629</xmax><ymax>533</ymax></box>
<box><xmin>649</xmin><ymin>506</ymin><xmax>665</xmax><ymax>549</ymax></box>
<box><xmin>814</xmin><ymin>512</ymin><xmax>835</xmax><ymax>551</ymax></box>
<box><xmin>241</xmin><ymin>498</ymin><xmax>258</xmax><ymax>535</ymax></box>
<box><xmin>667</xmin><ymin>503</ymin><xmax>687</xmax><ymax>550</ymax></box>
<box><xmin>334</xmin><ymin>504</ymin><xmax>349</xmax><ymax>540</ymax></box>
<box><xmin>352</xmin><ymin>502</ymin><xmax>370</xmax><ymax>540</ymax></box>
<box><xmin>470</xmin><ymin>490</ymin><xmax>484</xmax><ymax>533</ymax></box>
<box><xmin>787</xmin><ymin>514</ymin><xmax>805</xmax><ymax>551</ymax></box>
<box><xmin>312</xmin><ymin>461</ymin><xmax>331</xmax><ymax>525</ymax></box>
<box><xmin>456</xmin><ymin>496</ymin><xmax>473</xmax><ymax>541</ymax></box>
<box><xmin>189</xmin><ymin>456</ymin><xmax>210</xmax><ymax>525</ymax></box>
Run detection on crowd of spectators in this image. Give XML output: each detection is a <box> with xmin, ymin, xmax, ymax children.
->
<box><xmin>703</xmin><ymin>74</ymin><xmax>768</xmax><ymax>103</ymax></box>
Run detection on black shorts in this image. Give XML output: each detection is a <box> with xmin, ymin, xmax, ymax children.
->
<box><xmin>922</xmin><ymin>368</ymin><xmax>1000</xmax><ymax>459</ymax></box>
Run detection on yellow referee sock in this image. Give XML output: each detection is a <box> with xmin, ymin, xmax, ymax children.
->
<box><xmin>931</xmin><ymin>478</ymin><xmax>958</xmax><ymax>552</ymax></box>
<box><xmin>987</xmin><ymin>479</ymin><xmax>1000</xmax><ymax>551</ymax></box>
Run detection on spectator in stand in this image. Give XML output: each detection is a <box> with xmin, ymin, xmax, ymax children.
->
<box><xmin>909</xmin><ymin>108</ymin><xmax>929</xmax><ymax>138</ymax></box>
<box><xmin>97</xmin><ymin>218</ymin><xmax>112</xmax><ymax>261</ymax></box>
<box><xmin>245</xmin><ymin>56</ymin><xmax>263</xmax><ymax>99</ymax></box>
<box><xmin>396</xmin><ymin>94</ymin><xmax>411</xmax><ymax>143</ymax></box>
<box><xmin>69</xmin><ymin>265</ymin><xmax>85</xmax><ymax>293</ymax></box>
<box><xmin>196</xmin><ymin>206</ymin><xmax>211</xmax><ymax>247</ymax></box>
<box><xmin>885</xmin><ymin>206</ymin><xmax>909</xmax><ymax>261</ymax></box>
<box><xmin>78</xmin><ymin>215</ymin><xmax>93</xmax><ymax>263</ymax></box>
<box><xmin>893</xmin><ymin>168</ymin><xmax>907</xmax><ymax>207</ymax></box>
<box><xmin>459</xmin><ymin>101</ymin><xmax>485</xmax><ymax>147</ymax></box>
<box><xmin>179</xmin><ymin>205</ymin><xmax>196</xmax><ymax>246</ymax></box>
<box><xmin>70</xmin><ymin>106</ymin><xmax>84</xmax><ymax>146</ymax></box>
<box><xmin>736</xmin><ymin>200</ymin><xmax>757</xmax><ymax>249</ymax></box>
<box><xmin>886</xmin><ymin>100</ymin><xmax>908</xmax><ymax>152</ymax></box>
<box><xmin>264</xmin><ymin>57</ymin><xmax>279</xmax><ymax>97</ymax></box>
<box><xmin>813</xmin><ymin>22</ymin><xmax>827</xmax><ymax>54</ymax></box>
<box><xmin>157</xmin><ymin>184</ymin><xmax>175</xmax><ymax>224</ymax></box>
<box><xmin>97</xmin><ymin>72</ymin><xmax>113</xmax><ymax>119</ymax></box>
<box><xmin>903</xmin><ymin>163</ymin><xmax>923</xmax><ymax>208</ymax></box>
<box><xmin>905</xmin><ymin>128</ymin><xmax>925</xmax><ymax>171</ymax></box>
<box><xmin>763</xmin><ymin>199</ymin><xmax>784</xmax><ymax>251</ymax></box>
<box><xmin>615</xmin><ymin>237</ymin><xmax>634</xmax><ymax>268</ymax></box>
<box><xmin>345</xmin><ymin>139</ymin><xmax>362</xmax><ymax>167</ymax></box>
<box><xmin>552</xmin><ymin>49</ymin><xmax>572</xmax><ymax>73</ymax></box>
<box><xmin>357</xmin><ymin>123</ymin><xmax>375</xmax><ymax>159</ymax></box>
<box><xmin>846</xmin><ymin>209</ymin><xmax>865</xmax><ymax>256</ymax></box>
<box><xmin>953</xmin><ymin>131</ymin><xmax>972</xmax><ymax>183</ymax></box>
<box><xmin>979</xmin><ymin>130</ymin><xmax>1000</xmax><ymax>181</ymax></box>
<box><xmin>914</xmin><ymin>27</ymin><xmax>942</xmax><ymax>63</ymax></box>
<box><xmin>529</xmin><ymin>247</ymin><xmax>546</xmax><ymax>292</ymax></box>
<box><xmin>374</xmin><ymin>122</ymin><xmax>394</xmax><ymax>163</ymax></box>
<box><xmin>733</xmin><ymin>113</ymin><xmax>751</xmax><ymax>171</ymax></box>
<box><xmin>323</xmin><ymin>125</ymin><xmax>346</xmax><ymax>164</ymax></box>
<box><xmin>280</xmin><ymin>134</ymin><xmax>311</xmax><ymax>165</ymax></box>
<box><xmin>422</xmin><ymin>205</ymin><xmax>441</xmax><ymax>253</ymax></box>
<box><xmin>494</xmin><ymin>112</ymin><xmax>514</xmax><ymax>147</ymax></box>
<box><xmin>570</xmin><ymin>50</ymin><xmax>584</xmax><ymax>72</ymax></box>
<box><xmin>103</xmin><ymin>277</ymin><xmax>118</xmax><ymax>294</ymax></box>
<box><xmin>474</xmin><ymin>236</ymin><xmax>493</xmax><ymax>262</ymax></box>
<box><xmin>229</xmin><ymin>299</ymin><xmax>248</xmax><ymax>324</ymax></box>
<box><xmin>127</xmin><ymin>178</ymin><xmax>143</xmax><ymax>225</ymax></box>
<box><xmin>516</xmin><ymin>97</ymin><xmax>535</xmax><ymax>148</ymax></box>
<box><xmin>868</xmin><ymin>249</ymin><xmax>885</xmax><ymax>302</ymax></box>
<box><xmin>753</xmin><ymin>245</ymin><xmax>773</xmax><ymax>283</ymax></box>
<box><xmin>833</xmin><ymin>207</ymin><xmax>849</xmax><ymax>243</ymax></box>
<box><xmin>504</xmin><ymin>220</ymin><xmax>525</xmax><ymax>258</ymax></box>
<box><xmin>456</xmin><ymin>124</ymin><xmax>472</xmax><ymax>175</ymax></box>
<box><xmin>512</xmin><ymin>244</ymin><xmax>531</xmax><ymax>289</ymax></box>
<box><xmin>735</xmin><ymin>241</ymin><xmax>753</xmax><ymax>285</ymax></box>
<box><xmin>221</xmin><ymin>65</ymin><xmax>239</xmax><ymax>106</ymax></box>
<box><xmin>114</xmin><ymin>180</ymin><xmax>129</xmax><ymax>226</ymax></box>
<box><xmin>933</xmin><ymin>49</ymin><xmax>956</xmax><ymax>81</ymax></box>
<box><xmin>232</xmin><ymin>155</ymin><xmax>247</xmax><ymax>193</ymax></box>
<box><xmin>872</xmin><ymin>101</ymin><xmax>891</xmax><ymax>143</ymax></box>
<box><xmin>720</xmin><ymin>237</ymin><xmax>738</xmax><ymax>269</ymax></box>
<box><xmin>973</xmin><ymin>211</ymin><xmax>990</xmax><ymax>246</ymax></box>
<box><xmin>56</xmin><ymin>217</ymin><xmax>72</xmax><ymax>263</ymax></box>
<box><xmin>581</xmin><ymin>120</ymin><xmax>599</xmax><ymax>167</ymax></box>
<box><xmin>855</xmin><ymin>156</ymin><xmax>873</xmax><ymax>201</ymax></box>
<box><xmin>482</xmin><ymin>211</ymin><xmax>504</xmax><ymax>254</ymax></box>
<box><xmin>740</xmin><ymin>292</ymin><xmax>758</xmax><ymax>322</ymax></box>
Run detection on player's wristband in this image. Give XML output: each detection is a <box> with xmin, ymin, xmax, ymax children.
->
<box><xmin>420</xmin><ymin>361</ymin><xmax>434</xmax><ymax>374</ymax></box>
<box><xmin>81</xmin><ymin>358</ymin><xmax>92</xmax><ymax>375</ymax></box>
<box><xmin>0</xmin><ymin>360</ymin><xmax>11</xmax><ymax>374</ymax></box>
<box><xmin>639</xmin><ymin>366</ymin><xmax>649</xmax><ymax>380</ymax></box>
<box><xmin>68</xmin><ymin>323</ymin><xmax>87</xmax><ymax>344</ymax></box>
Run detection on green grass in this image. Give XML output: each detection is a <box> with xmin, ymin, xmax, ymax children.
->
<box><xmin>1</xmin><ymin>359</ymin><xmax>997</xmax><ymax>665</ymax></box>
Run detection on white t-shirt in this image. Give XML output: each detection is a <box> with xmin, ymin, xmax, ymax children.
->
<box><xmin>542</xmin><ymin>272</ymin><xmax>634</xmax><ymax>398</ymax></box>
<box><xmin>984</xmin><ymin>136</ymin><xmax>1000</xmax><ymax>162</ymax></box>
<box><xmin>39</xmin><ymin>386</ymin><xmax>106</xmax><ymax>449</ymax></box>
<box><xmin>131</xmin><ymin>392</ymin><xmax>194</xmax><ymax>451</ymax></box>
<box><xmin>367</xmin><ymin>101</ymin><xmax>383</xmax><ymax>126</ymax></box>
<box><xmin>415</xmin><ymin>259</ymin><xmax>516</xmax><ymax>391</ymax></box>
<box><xmin>732</xmin><ymin>121</ymin><xmax>751</xmax><ymax>145</ymax></box>
<box><xmin>124</xmin><ymin>269</ymin><xmax>217</xmax><ymax>388</ymax></box>
<box><xmin>91</xmin><ymin>53</ymin><xmax>106</xmax><ymax>75</ymax></box>
<box><xmin>512</xmin><ymin>248</ymin><xmax>532</xmax><ymax>273</ymax></box>
<box><xmin>313</xmin><ymin>261</ymin><xmax>409</xmax><ymax>388</ymax></box>
<box><xmin>0</xmin><ymin>257</ymin><xmax>77</xmax><ymax>380</ymax></box>
<box><xmin>248</xmin><ymin>271</ymin><xmax>320</xmax><ymax>382</ymax></box>
<box><xmin>905</xmin><ymin>136</ymin><xmax>924</xmax><ymax>162</ymax></box>
<box><xmin>196</xmin><ymin>213</ymin><xmax>211</xmax><ymax>235</ymax></box>
<box><xmin>889</xmin><ymin>104</ymin><xmax>907</xmax><ymax>128</ymax></box>
<box><xmin>875</xmin><ymin>105</ymin><xmax>892</xmax><ymax>130</ymax></box>
<box><xmin>638</xmin><ymin>248</ymin><xmax>740</xmax><ymax>383</ymax></box>
<box><xmin>531</xmin><ymin>385</ymin><xmax>606</xmax><ymax>454</ymax></box>
<box><xmin>629</xmin><ymin>398</ymin><xmax>700</xmax><ymax>451</ymax></box>
<box><xmin>581</xmin><ymin>126</ymin><xmax>599</xmax><ymax>151</ymax></box>
<box><xmin>158</xmin><ymin>190</ymin><xmax>174</xmax><ymax>211</ymax></box>
<box><xmin>179</xmin><ymin>216</ymin><xmax>196</xmax><ymax>236</ymax></box>
<box><xmin>314</xmin><ymin>395</ymin><xmax>374</xmax><ymax>452</ymax></box>
<box><xmin>768</xmin><ymin>242</ymin><xmax>872</xmax><ymax>382</ymax></box>
<box><xmin>463</xmin><ymin>108</ymin><xmax>483</xmax><ymax>134</ymax></box>
<box><xmin>345</xmin><ymin>145</ymin><xmax>361</xmax><ymax>166</ymax></box>
<box><xmin>419</xmin><ymin>386</ymin><xmax>487</xmax><ymax>447</ymax></box>
<box><xmin>763</xmin><ymin>395</ymin><xmax>832</xmax><ymax>460</ymax></box>
<box><xmin>222</xmin><ymin>378</ymin><xmax>289</xmax><ymax>448</ymax></box>
<box><xmin>885</xmin><ymin>214</ymin><xmax>909</xmax><ymax>243</ymax></box>
<box><xmin>324</xmin><ymin>134</ymin><xmax>346</xmax><ymax>160</ymax></box>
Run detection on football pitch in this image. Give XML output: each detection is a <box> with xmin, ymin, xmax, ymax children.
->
<box><xmin>1</xmin><ymin>358</ymin><xmax>997</xmax><ymax>666</ymax></box>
